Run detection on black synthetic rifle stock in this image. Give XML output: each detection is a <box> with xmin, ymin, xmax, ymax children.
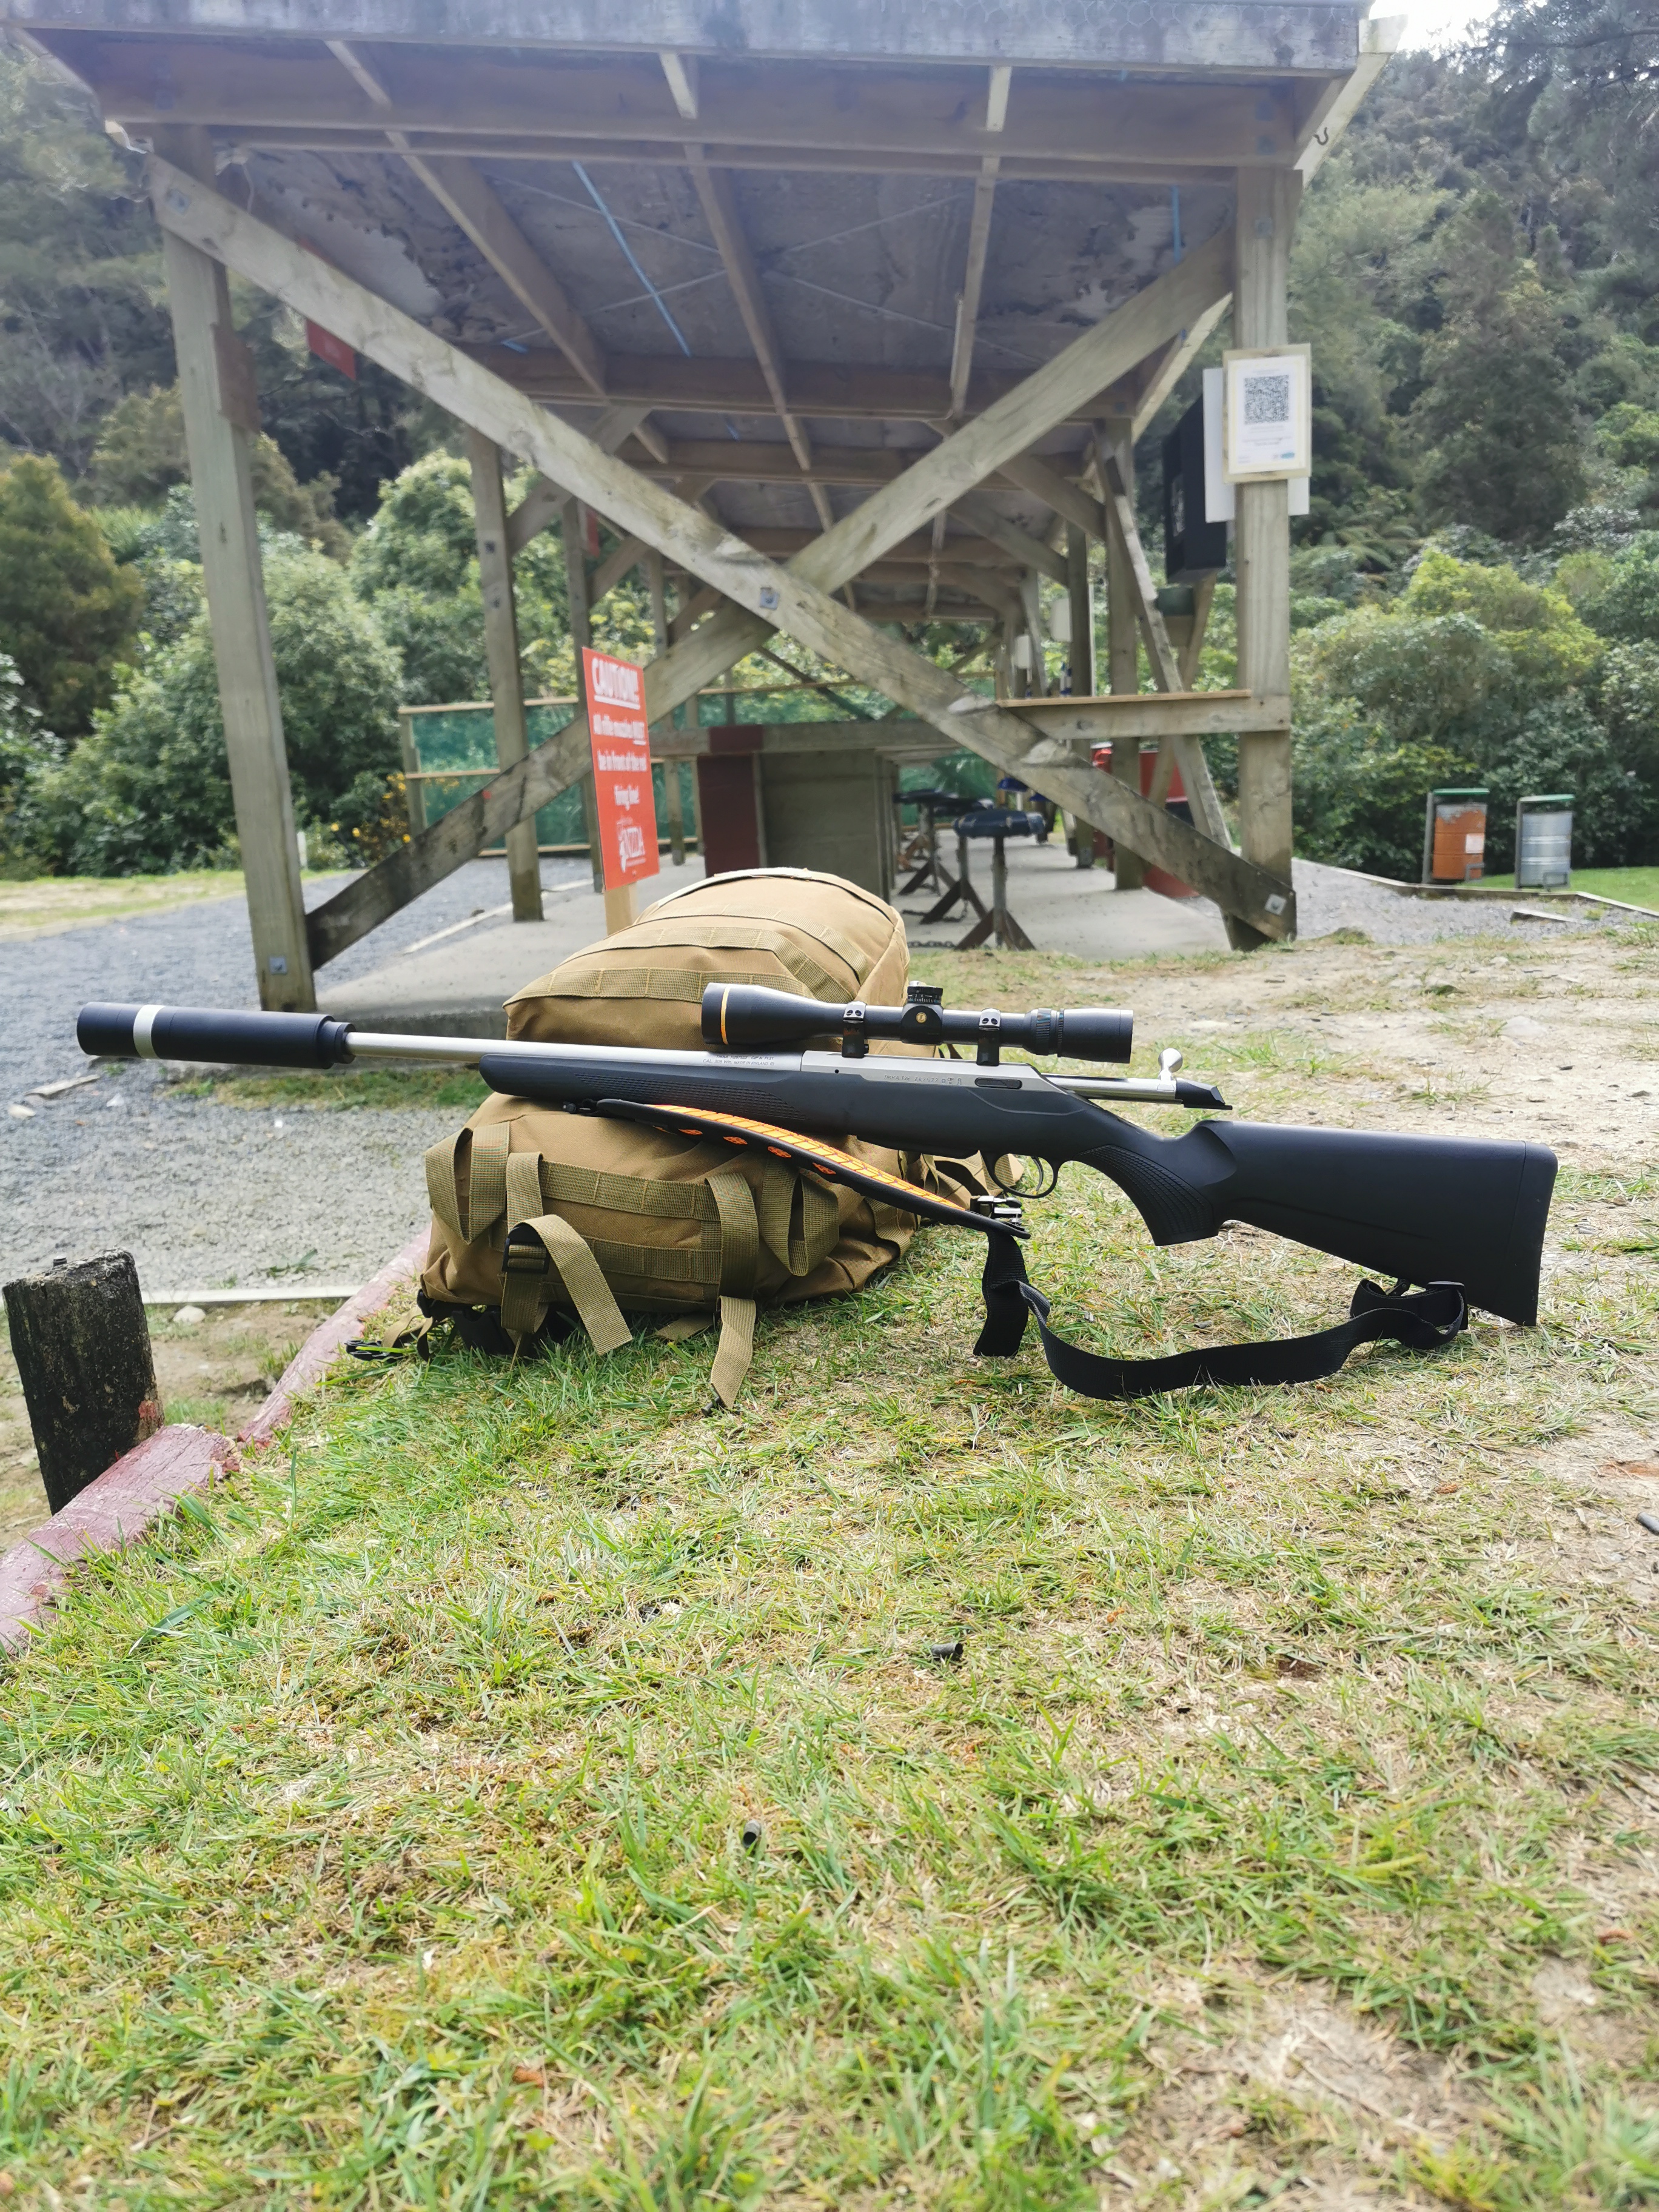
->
<box><xmin>77</xmin><ymin>994</ymin><xmax>1557</xmax><ymax>1330</ymax></box>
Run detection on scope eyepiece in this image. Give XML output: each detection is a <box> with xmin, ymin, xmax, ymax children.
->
<box><xmin>700</xmin><ymin>984</ymin><xmax>1131</xmax><ymax>1064</ymax></box>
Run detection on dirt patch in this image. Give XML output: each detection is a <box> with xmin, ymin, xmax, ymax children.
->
<box><xmin>1107</xmin><ymin>1982</ymin><xmax>1479</xmax><ymax>2207</ymax></box>
<box><xmin>0</xmin><ymin>1298</ymin><xmax>338</xmax><ymax>1547</ymax></box>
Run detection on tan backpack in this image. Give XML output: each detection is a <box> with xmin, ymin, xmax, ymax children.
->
<box><xmin>501</xmin><ymin>865</ymin><xmax>913</xmax><ymax>1050</ymax></box>
<box><xmin>417</xmin><ymin>870</ymin><xmax>954</xmax><ymax>1405</ymax></box>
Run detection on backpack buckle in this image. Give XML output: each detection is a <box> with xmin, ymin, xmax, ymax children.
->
<box><xmin>969</xmin><ymin>1193</ymin><xmax>1025</xmax><ymax>1230</ymax></box>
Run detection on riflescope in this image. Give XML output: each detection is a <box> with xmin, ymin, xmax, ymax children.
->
<box><xmin>702</xmin><ymin>981</ymin><xmax>1133</xmax><ymax>1065</ymax></box>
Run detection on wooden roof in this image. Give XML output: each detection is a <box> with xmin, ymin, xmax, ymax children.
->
<box><xmin>9</xmin><ymin>0</ymin><xmax>1370</xmax><ymax>617</ymax></box>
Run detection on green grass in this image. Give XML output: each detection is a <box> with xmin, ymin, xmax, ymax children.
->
<box><xmin>1477</xmin><ymin>866</ymin><xmax>1659</xmax><ymax>911</ymax></box>
<box><xmin>1</xmin><ymin>937</ymin><xmax>1657</xmax><ymax>2207</ymax></box>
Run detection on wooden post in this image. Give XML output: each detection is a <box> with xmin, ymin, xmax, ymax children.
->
<box><xmin>1066</xmin><ymin>523</ymin><xmax>1094</xmax><ymax>698</ymax></box>
<box><xmin>397</xmin><ymin>708</ymin><xmax>426</xmax><ymax>836</ymax></box>
<box><xmin>3</xmin><ymin>1254</ymin><xmax>163</xmax><ymax>1515</ymax></box>
<box><xmin>1101</xmin><ymin>414</ymin><xmax>1145</xmax><ymax>890</ymax></box>
<box><xmin>1231</xmin><ymin>166</ymin><xmax>1301</xmax><ymax>947</ymax></box>
<box><xmin>468</xmin><ymin>427</ymin><xmax>543</xmax><ymax>922</ymax></box>
<box><xmin>647</xmin><ymin>549</ymin><xmax>686</xmax><ymax>866</ymax></box>
<box><xmin>1019</xmin><ymin>570</ymin><xmax>1046</xmax><ymax>698</ymax></box>
<box><xmin>561</xmin><ymin>497</ymin><xmax>605</xmax><ymax>894</ymax></box>
<box><xmin>161</xmin><ymin>227</ymin><xmax>314</xmax><ymax>1008</ymax></box>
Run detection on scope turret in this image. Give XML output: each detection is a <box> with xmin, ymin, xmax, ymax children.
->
<box><xmin>701</xmin><ymin>982</ymin><xmax>1132</xmax><ymax>1065</ymax></box>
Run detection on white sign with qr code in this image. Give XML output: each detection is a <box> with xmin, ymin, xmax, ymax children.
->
<box><xmin>1222</xmin><ymin>345</ymin><xmax>1312</xmax><ymax>481</ymax></box>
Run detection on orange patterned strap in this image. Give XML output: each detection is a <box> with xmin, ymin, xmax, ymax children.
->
<box><xmin>597</xmin><ymin>1099</ymin><xmax>1025</xmax><ymax>1239</ymax></box>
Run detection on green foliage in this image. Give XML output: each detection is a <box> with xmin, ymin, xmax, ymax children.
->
<box><xmin>1295</xmin><ymin>549</ymin><xmax>1646</xmax><ymax>872</ymax></box>
<box><xmin>25</xmin><ymin>545</ymin><xmax>400</xmax><ymax>873</ymax></box>
<box><xmin>0</xmin><ymin>453</ymin><xmax>142</xmax><ymax>734</ymax></box>
<box><xmin>85</xmin><ymin>384</ymin><xmax>350</xmax><ymax>556</ymax></box>
<box><xmin>0</xmin><ymin>50</ymin><xmax>172</xmax><ymax>475</ymax></box>
<box><xmin>1574</xmin><ymin>530</ymin><xmax>1659</xmax><ymax>642</ymax></box>
<box><xmin>0</xmin><ymin>649</ymin><xmax>60</xmax><ymax>862</ymax></box>
<box><xmin>1411</xmin><ymin>198</ymin><xmax>1586</xmax><ymax>543</ymax></box>
<box><xmin>1294</xmin><ymin>706</ymin><xmax>1478</xmax><ymax>880</ymax></box>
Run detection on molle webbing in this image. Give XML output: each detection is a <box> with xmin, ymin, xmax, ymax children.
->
<box><xmin>535</xmin><ymin>920</ymin><xmax>860</xmax><ymax>1007</ymax></box>
<box><xmin>423</xmin><ymin>1124</ymin><xmax>845</xmax><ymax>1399</ymax></box>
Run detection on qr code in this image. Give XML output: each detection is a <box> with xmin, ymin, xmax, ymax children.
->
<box><xmin>1244</xmin><ymin>372</ymin><xmax>1292</xmax><ymax>426</ymax></box>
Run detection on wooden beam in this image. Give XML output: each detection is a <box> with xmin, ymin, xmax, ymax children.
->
<box><xmin>1066</xmin><ymin>523</ymin><xmax>1093</xmax><ymax>699</ymax></box>
<box><xmin>87</xmin><ymin>43</ymin><xmax>1301</xmax><ymax>170</ymax></box>
<box><xmin>1098</xmin><ymin>447</ymin><xmax>1179</xmax><ymax>692</ymax></box>
<box><xmin>591</xmin><ymin>532</ymin><xmax>646</xmax><ymax>602</ymax></box>
<box><xmin>1017</xmin><ymin>689</ymin><xmax>1290</xmax><ymax>743</ymax></box>
<box><xmin>1230</xmin><ymin>164</ymin><xmax>1301</xmax><ymax>945</ymax></box>
<box><xmin>401</xmin><ymin>153</ymin><xmax>605</xmax><ymax>394</ymax></box>
<box><xmin>1298</xmin><ymin>19</ymin><xmax>1400</xmax><ymax>181</ymax></box>
<box><xmin>797</xmin><ymin>228</ymin><xmax>1231</xmax><ymax>588</ymax></box>
<box><xmin>997</xmin><ymin>451</ymin><xmax>1106</xmax><ymax>541</ymax></box>
<box><xmin>950</xmin><ymin>164</ymin><xmax>999</xmax><ymax>420</ymax></box>
<box><xmin>28</xmin><ymin>8</ymin><xmax>1360</xmax><ymax>78</ymax></box>
<box><xmin>950</xmin><ymin>489</ymin><xmax>1067</xmax><ymax>584</ymax></box>
<box><xmin>504</xmin><ymin>405</ymin><xmax>653</xmax><ymax>554</ymax></box>
<box><xmin>475</xmin><ymin>346</ymin><xmax>1147</xmax><ymax>424</ymax></box>
<box><xmin>468</xmin><ymin>426</ymin><xmax>543</xmax><ymax>920</ymax></box>
<box><xmin>161</xmin><ymin>220</ymin><xmax>313</xmax><ymax>1008</ymax></box>
<box><xmin>658</xmin><ymin>50</ymin><xmax>699</xmax><ymax>120</ymax></box>
<box><xmin>216</xmin><ymin>124</ymin><xmax>1241</xmax><ymax>189</ymax></box>
<box><xmin>1130</xmin><ymin>295</ymin><xmax>1232</xmax><ymax>437</ymax></box>
<box><xmin>146</xmin><ymin>161</ymin><xmax>1287</xmax><ymax>945</ymax></box>
<box><xmin>1098</xmin><ymin>441</ymin><xmax>1231</xmax><ymax>850</ymax></box>
<box><xmin>669</xmin><ymin>581</ymin><xmax>723</xmax><ymax>643</ymax></box>
<box><xmin>685</xmin><ymin>153</ymin><xmax>817</xmax><ymax>477</ymax></box>
<box><xmin>1178</xmin><ymin>572</ymin><xmax>1217</xmax><ymax>689</ymax></box>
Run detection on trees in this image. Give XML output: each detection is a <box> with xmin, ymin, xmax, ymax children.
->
<box><xmin>86</xmin><ymin>385</ymin><xmax>349</xmax><ymax>555</ymax></box>
<box><xmin>27</xmin><ymin>545</ymin><xmax>400</xmax><ymax>874</ymax></box>
<box><xmin>0</xmin><ymin>455</ymin><xmax>142</xmax><ymax>734</ymax></box>
<box><xmin>1410</xmin><ymin>196</ymin><xmax>1586</xmax><ymax>543</ymax></box>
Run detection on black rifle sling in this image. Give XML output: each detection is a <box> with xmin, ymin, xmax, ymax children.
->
<box><xmin>974</xmin><ymin>1234</ymin><xmax>1468</xmax><ymax>1399</ymax></box>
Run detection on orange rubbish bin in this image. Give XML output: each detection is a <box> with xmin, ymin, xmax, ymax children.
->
<box><xmin>1423</xmin><ymin>787</ymin><xmax>1488</xmax><ymax>885</ymax></box>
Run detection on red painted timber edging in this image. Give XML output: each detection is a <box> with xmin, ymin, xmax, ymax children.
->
<box><xmin>0</xmin><ymin>1230</ymin><xmax>430</xmax><ymax>1658</ymax></box>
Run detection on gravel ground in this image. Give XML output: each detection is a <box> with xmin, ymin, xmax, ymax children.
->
<box><xmin>1292</xmin><ymin>856</ymin><xmax>1639</xmax><ymax>944</ymax></box>
<box><xmin>0</xmin><ymin>858</ymin><xmax>588</xmax><ymax>1292</ymax></box>
<box><xmin>0</xmin><ymin>852</ymin><xmax>1642</xmax><ymax>1294</ymax></box>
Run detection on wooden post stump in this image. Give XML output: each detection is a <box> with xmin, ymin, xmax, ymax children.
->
<box><xmin>2</xmin><ymin>1253</ymin><xmax>163</xmax><ymax>1515</ymax></box>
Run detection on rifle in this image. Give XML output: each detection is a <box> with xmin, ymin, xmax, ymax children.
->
<box><xmin>76</xmin><ymin>989</ymin><xmax>1555</xmax><ymax>1399</ymax></box>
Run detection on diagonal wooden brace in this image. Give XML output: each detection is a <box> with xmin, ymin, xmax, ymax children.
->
<box><xmin>146</xmin><ymin>161</ymin><xmax>1288</xmax><ymax>947</ymax></box>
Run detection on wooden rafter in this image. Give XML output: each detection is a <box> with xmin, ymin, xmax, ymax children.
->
<box><xmin>947</xmin><ymin>65</ymin><xmax>1009</xmax><ymax>420</ymax></box>
<box><xmin>66</xmin><ymin>40</ymin><xmax>1301</xmax><ymax>172</ymax></box>
<box><xmin>683</xmin><ymin>151</ymin><xmax>836</xmax><ymax>533</ymax></box>
<box><xmin>472</xmin><ymin>347</ymin><xmax>1154</xmax><ymax>424</ymax></box>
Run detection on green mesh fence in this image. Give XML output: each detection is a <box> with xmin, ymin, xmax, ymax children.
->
<box><xmin>402</xmin><ymin>685</ymin><xmax>984</xmax><ymax>847</ymax></box>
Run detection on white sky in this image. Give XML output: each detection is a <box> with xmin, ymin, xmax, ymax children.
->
<box><xmin>1385</xmin><ymin>0</ymin><xmax>1498</xmax><ymax>53</ymax></box>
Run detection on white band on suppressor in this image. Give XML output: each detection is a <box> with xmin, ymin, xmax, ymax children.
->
<box><xmin>132</xmin><ymin>1004</ymin><xmax>161</xmax><ymax>1058</ymax></box>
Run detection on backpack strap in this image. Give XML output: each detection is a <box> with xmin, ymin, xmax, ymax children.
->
<box><xmin>974</xmin><ymin>1233</ymin><xmax>1468</xmax><ymax>1397</ymax></box>
<box><xmin>424</xmin><ymin>1121</ymin><xmax>511</xmax><ymax>1243</ymax></box>
<box><xmin>757</xmin><ymin>1160</ymin><xmax>841</xmax><ymax>1278</ymax></box>
<box><xmin>708</xmin><ymin>1168</ymin><xmax>762</xmax><ymax>1407</ymax></box>
<box><xmin>498</xmin><ymin>1148</ymin><xmax>632</xmax><ymax>1353</ymax></box>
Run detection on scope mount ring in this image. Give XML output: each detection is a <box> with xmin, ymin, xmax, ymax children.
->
<box><xmin>988</xmin><ymin>1151</ymin><xmax>1059</xmax><ymax>1200</ymax></box>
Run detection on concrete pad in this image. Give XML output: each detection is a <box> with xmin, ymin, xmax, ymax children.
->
<box><xmin>903</xmin><ymin>834</ymin><xmax>1230</xmax><ymax>962</ymax></box>
<box><xmin>318</xmin><ymin>862</ymin><xmax>708</xmax><ymax>1035</ymax></box>
<box><xmin>321</xmin><ymin>842</ymin><xmax>1228</xmax><ymax>1033</ymax></box>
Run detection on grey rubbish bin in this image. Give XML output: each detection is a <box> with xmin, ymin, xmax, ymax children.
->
<box><xmin>1515</xmin><ymin>794</ymin><xmax>1573</xmax><ymax>890</ymax></box>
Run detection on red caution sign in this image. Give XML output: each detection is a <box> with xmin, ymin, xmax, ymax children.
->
<box><xmin>581</xmin><ymin>646</ymin><xmax>660</xmax><ymax>891</ymax></box>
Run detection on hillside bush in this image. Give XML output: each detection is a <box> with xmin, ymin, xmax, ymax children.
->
<box><xmin>27</xmin><ymin>545</ymin><xmax>400</xmax><ymax>873</ymax></box>
<box><xmin>0</xmin><ymin>454</ymin><xmax>142</xmax><ymax>733</ymax></box>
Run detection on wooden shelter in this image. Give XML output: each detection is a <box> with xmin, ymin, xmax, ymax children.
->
<box><xmin>8</xmin><ymin>0</ymin><xmax>1396</xmax><ymax>1007</ymax></box>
